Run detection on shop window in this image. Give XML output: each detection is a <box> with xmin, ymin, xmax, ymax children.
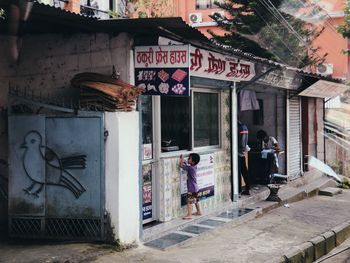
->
<box><xmin>193</xmin><ymin>91</ymin><xmax>219</xmax><ymax>148</ymax></box>
<box><xmin>196</xmin><ymin>0</ymin><xmax>223</xmax><ymax>9</ymax></box>
<box><xmin>161</xmin><ymin>96</ymin><xmax>190</xmax><ymax>152</ymax></box>
<box><xmin>141</xmin><ymin>96</ymin><xmax>153</xmax><ymax>160</ymax></box>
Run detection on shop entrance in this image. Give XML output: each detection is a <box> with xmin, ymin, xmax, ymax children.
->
<box><xmin>237</xmin><ymin>87</ymin><xmax>287</xmax><ymax>187</ymax></box>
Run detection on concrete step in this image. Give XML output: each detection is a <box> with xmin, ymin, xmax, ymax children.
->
<box><xmin>142</xmin><ymin>173</ymin><xmax>334</xmax><ymax>250</ymax></box>
<box><xmin>319</xmin><ymin>187</ymin><xmax>343</xmax><ymax>196</ymax></box>
<box><xmin>143</xmin><ymin>207</ymin><xmax>257</xmax><ymax>250</ymax></box>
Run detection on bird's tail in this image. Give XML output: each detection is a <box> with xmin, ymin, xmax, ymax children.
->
<box><xmin>60</xmin><ymin>171</ymin><xmax>86</xmax><ymax>198</ymax></box>
<box><xmin>60</xmin><ymin>155</ymin><xmax>87</xmax><ymax>169</ymax></box>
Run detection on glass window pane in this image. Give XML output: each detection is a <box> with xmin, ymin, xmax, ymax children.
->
<box><xmin>196</xmin><ymin>0</ymin><xmax>211</xmax><ymax>9</ymax></box>
<box><xmin>141</xmin><ymin>96</ymin><xmax>153</xmax><ymax>160</ymax></box>
<box><xmin>161</xmin><ymin>96</ymin><xmax>190</xmax><ymax>152</ymax></box>
<box><xmin>194</xmin><ymin>92</ymin><xmax>219</xmax><ymax>147</ymax></box>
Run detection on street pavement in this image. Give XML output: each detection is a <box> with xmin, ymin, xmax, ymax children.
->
<box><xmin>1</xmin><ymin>179</ymin><xmax>350</xmax><ymax>263</ymax></box>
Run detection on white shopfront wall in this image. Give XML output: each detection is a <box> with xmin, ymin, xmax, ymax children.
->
<box><xmin>134</xmin><ymin>45</ymin><xmax>255</xmax><ymax>224</ymax></box>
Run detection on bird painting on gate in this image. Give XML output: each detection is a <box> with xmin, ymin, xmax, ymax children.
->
<box><xmin>21</xmin><ymin>130</ymin><xmax>86</xmax><ymax>198</ymax></box>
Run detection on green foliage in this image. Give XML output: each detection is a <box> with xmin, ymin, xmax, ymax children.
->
<box><xmin>210</xmin><ymin>0</ymin><xmax>325</xmax><ymax>67</ymax></box>
<box><xmin>337</xmin><ymin>5</ymin><xmax>350</xmax><ymax>54</ymax></box>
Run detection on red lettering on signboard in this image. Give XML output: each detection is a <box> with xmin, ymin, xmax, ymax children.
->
<box><xmin>205</xmin><ymin>53</ymin><xmax>226</xmax><ymax>74</ymax></box>
<box><xmin>190</xmin><ymin>48</ymin><xmax>203</xmax><ymax>71</ymax></box>
<box><xmin>226</xmin><ymin>62</ymin><xmax>251</xmax><ymax>79</ymax></box>
<box><xmin>226</xmin><ymin>61</ymin><xmax>239</xmax><ymax>77</ymax></box>
<box><xmin>155</xmin><ymin>47</ymin><xmax>168</xmax><ymax>65</ymax></box>
<box><xmin>170</xmin><ymin>50</ymin><xmax>187</xmax><ymax>64</ymax></box>
<box><xmin>136</xmin><ymin>48</ymin><xmax>154</xmax><ymax>67</ymax></box>
<box><xmin>240</xmin><ymin>63</ymin><xmax>251</xmax><ymax>79</ymax></box>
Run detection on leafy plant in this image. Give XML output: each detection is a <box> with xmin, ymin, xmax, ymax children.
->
<box><xmin>210</xmin><ymin>0</ymin><xmax>326</xmax><ymax>68</ymax></box>
<box><xmin>337</xmin><ymin>5</ymin><xmax>350</xmax><ymax>54</ymax></box>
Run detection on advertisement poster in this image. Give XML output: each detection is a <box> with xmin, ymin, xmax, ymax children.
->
<box><xmin>134</xmin><ymin>45</ymin><xmax>190</xmax><ymax>96</ymax></box>
<box><xmin>143</xmin><ymin>143</ymin><xmax>152</xmax><ymax>160</ymax></box>
<box><xmin>142</xmin><ymin>164</ymin><xmax>152</xmax><ymax>220</ymax></box>
<box><xmin>180</xmin><ymin>153</ymin><xmax>215</xmax><ymax>206</ymax></box>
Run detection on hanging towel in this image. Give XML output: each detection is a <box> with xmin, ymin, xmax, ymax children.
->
<box><xmin>239</xmin><ymin>90</ymin><xmax>260</xmax><ymax>111</ymax></box>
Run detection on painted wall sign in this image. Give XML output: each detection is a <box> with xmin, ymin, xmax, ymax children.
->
<box><xmin>256</xmin><ymin>70</ymin><xmax>303</xmax><ymax>90</ymax></box>
<box><xmin>189</xmin><ymin>46</ymin><xmax>255</xmax><ymax>81</ymax></box>
<box><xmin>180</xmin><ymin>153</ymin><xmax>215</xmax><ymax>206</ymax></box>
<box><xmin>135</xmin><ymin>45</ymin><xmax>257</xmax><ymax>96</ymax></box>
<box><xmin>135</xmin><ymin>45</ymin><xmax>190</xmax><ymax>96</ymax></box>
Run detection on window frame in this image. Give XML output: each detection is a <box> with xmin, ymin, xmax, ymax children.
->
<box><xmin>155</xmin><ymin>88</ymin><xmax>222</xmax><ymax>157</ymax></box>
<box><xmin>195</xmin><ymin>0</ymin><xmax>222</xmax><ymax>10</ymax></box>
<box><xmin>191</xmin><ymin>87</ymin><xmax>221</xmax><ymax>151</ymax></box>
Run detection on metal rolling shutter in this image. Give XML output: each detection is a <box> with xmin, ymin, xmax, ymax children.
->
<box><xmin>288</xmin><ymin>97</ymin><xmax>302</xmax><ymax>179</ymax></box>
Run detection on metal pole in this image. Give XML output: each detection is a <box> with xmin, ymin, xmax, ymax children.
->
<box><xmin>231</xmin><ymin>82</ymin><xmax>239</xmax><ymax>202</ymax></box>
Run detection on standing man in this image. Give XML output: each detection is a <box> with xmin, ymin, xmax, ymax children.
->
<box><xmin>238</xmin><ymin>121</ymin><xmax>250</xmax><ymax>195</ymax></box>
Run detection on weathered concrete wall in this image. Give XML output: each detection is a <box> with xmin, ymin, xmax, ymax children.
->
<box><xmin>0</xmin><ymin>32</ymin><xmax>133</xmax><ymax>229</ymax></box>
<box><xmin>325</xmin><ymin>138</ymin><xmax>350</xmax><ymax>177</ymax></box>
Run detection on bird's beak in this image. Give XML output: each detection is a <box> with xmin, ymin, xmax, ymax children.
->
<box><xmin>20</xmin><ymin>143</ymin><xmax>27</xmax><ymax>148</ymax></box>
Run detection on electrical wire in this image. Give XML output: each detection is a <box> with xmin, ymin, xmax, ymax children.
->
<box><xmin>259</xmin><ymin>0</ymin><xmax>326</xmax><ymax>62</ymax></box>
<box><xmin>291</xmin><ymin>0</ymin><xmax>340</xmax><ymax>35</ymax></box>
<box><xmin>250</xmin><ymin>4</ymin><xmax>307</xmax><ymax>66</ymax></box>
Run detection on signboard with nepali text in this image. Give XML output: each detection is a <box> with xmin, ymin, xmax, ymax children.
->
<box><xmin>189</xmin><ymin>46</ymin><xmax>255</xmax><ymax>81</ymax></box>
<box><xmin>180</xmin><ymin>153</ymin><xmax>215</xmax><ymax>206</ymax></box>
<box><xmin>134</xmin><ymin>45</ymin><xmax>256</xmax><ymax>96</ymax></box>
<box><xmin>135</xmin><ymin>45</ymin><xmax>190</xmax><ymax>96</ymax></box>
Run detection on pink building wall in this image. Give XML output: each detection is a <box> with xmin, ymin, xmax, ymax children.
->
<box><xmin>178</xmin><ymin>0</ymin><xmax>349</xmax><ymax>79</ymax></box>
<box><xmin>312</xmin><ymin>0</ymin><xmax>349</xmax><ymax>79</ymax></box>
<box><xmin>127</xmin><ymin>0</ymin><xmax>348</xmax><ymax>79</ymax></box>
<box><xmin>176</xmin><ymin>0</ymin><xmax>226</xmax><ymax>37</ymax></box>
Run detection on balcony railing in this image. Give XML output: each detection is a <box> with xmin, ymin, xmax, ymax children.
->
<box><xmin>80</xmin><ymin>4</ymin><xmax>109</xmax><ymax>19</ymax></box>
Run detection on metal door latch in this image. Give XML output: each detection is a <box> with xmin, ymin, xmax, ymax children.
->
<box><xmin>104</xmin><ymin>129</ymin><xmax>109</xmax><ymax>140</ymax></box>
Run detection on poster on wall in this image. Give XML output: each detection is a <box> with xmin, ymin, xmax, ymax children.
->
<box><xmin>134</xmin><ymin>45</ymin><xmax>190</xmax><ymax>96</ymax></box>
<box><xmin>180</xmin><ymin>153</ymin><xmax>215</xmax><ymax>206</ymax></box>
<box><xmin>142</xmin><ymin>164</ymin><xmax>152</xmax><ymax>220</ymax></box>
<box><xmin>143</xmin><ymin>143</ymin><xmax>152</xmax><ymax>160</ymax></box>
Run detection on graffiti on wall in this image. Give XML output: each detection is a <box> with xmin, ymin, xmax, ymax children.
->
<box><xmin>21</xmin><ymin>130</ymin><xmax>86</xmax><ymax>198</ymax></box>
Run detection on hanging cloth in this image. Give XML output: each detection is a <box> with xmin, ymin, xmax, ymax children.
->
<box><xmin>239</xmin><ymin>90</ymin><xmax>260</xmax><ymax>111</ymax></box>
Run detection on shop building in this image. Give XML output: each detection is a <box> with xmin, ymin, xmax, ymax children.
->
<box><xmin>0</xmin><ymin>2</ymin><xmax>347</xmax><ymax>244</ymax></box>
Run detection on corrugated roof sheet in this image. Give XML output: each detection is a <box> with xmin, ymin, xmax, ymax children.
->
<box><xmin>0</xmin><ymin>1</ymin><xmax>344</xmax><ymax>83</ymax></box>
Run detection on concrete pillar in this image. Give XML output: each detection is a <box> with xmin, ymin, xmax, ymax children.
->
<box><xmin>105</xmin><ymin>112</ymin><xmax>140</xmax><ymax>244</ymax></box>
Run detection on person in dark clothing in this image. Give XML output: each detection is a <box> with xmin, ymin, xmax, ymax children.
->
<box><xmin>238</xmin><ymin>121</ymin><xmax>250</xmax><ymax>195</ymax></box>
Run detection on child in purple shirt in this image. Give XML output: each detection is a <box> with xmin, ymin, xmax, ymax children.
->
<box><xmin>180</xmin><ymin>153</ymin><xmax>201</xmax><ymax>220</ymax></box>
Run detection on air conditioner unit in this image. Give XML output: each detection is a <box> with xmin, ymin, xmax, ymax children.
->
<box><xmin>189</xmin><ymin>13</ymin><xmax>202</xmax><ymax>24</ymax></box>
<box><xmin>316</xmin><ymin>63</ymin><xmax>333</xmax><ymax>76</ymax></box>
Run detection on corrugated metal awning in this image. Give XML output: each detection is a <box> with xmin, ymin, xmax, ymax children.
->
<box><xmin>298</xmin><ymin>80</ymin><xmax>349</xmax><ymax>98</ymax></box>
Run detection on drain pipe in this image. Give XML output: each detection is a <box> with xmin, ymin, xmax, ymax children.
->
<box><xmin>231</xmin><ymin>82</ymin><xmax>239</xmax><ymax>202</ymax></box>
